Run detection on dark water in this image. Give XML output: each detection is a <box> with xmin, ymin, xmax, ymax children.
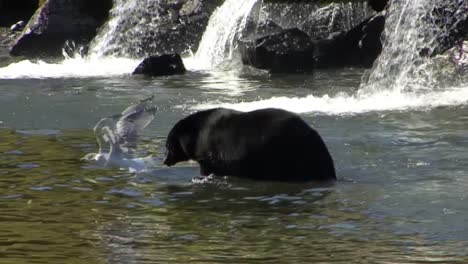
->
<box><xmin>1</xmin><ymin>69</ymin><xmax>468</xmax><ymax>263</ymax></box>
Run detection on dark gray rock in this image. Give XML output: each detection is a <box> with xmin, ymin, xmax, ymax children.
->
<box><xmin>314</xmin><ymin>14</ymin><xmax>384</xmax><ymax>68</ymax></box>
<box><xmin>9</xmin><ymin>0</ymin><xmax>112</xmax><ymax>58</ymax></box>
<box><xmin>242</xmin><ymin>19</ymin><xmax>284</xmax><ymax>41</ymax></box>
<box><xmin>10</xmin><ymin>21</ymin><xmax>26</xmax><ymax>32</ymax></box>
<box><xmin>425</xmin><ymin>0</ymin><xmax>468</xmax><ymax>57</ymax></box>
<box><xmin>240</xmin><ymin>14</ymin><xmax>385</xmax><ymax>71</ymax></box>
<box><xmin>255</xmin><ymin>20</ymin><xmax>284</xmax><ymax>37</ymax></box>
<box><xmin>0</xmin><ymin>0</ymin><xmax>38</xmax><ymax>27</ymax></box>
<box><xmin>368</xmin><ymin>0</ymin><xmax>388</xmax><ymax>12</ymax></box>
<box><xmin>239</xmin><ymin>28</ymin><xmax>315</xmax><ymax>73</ymax></box>
<box><xmin>261</xmin><ymin>1</ymin><xmax>370</xmax><ymax>40</ymax></box>
<box><xmin>133</xmin><ymin>54</ymin><xmax>186</xmax><ymax>77</ymax></box>
<box><xmin>95</xmin><ymin>0</ymin><xmax>223</xmax><ymax>58</ymax></box>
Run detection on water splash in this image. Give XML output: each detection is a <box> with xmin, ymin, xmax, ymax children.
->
<box><xmin>191</xmin><ymin>0</ymin><xmax>468</xmax><ymax>115</ymax></box>
<box><xmin>89</xmin><ymin>0</ymin><xmax>215</xmax><ymax>59</ymax></box>
<box><xmin>89</xmin><ymin>0</ymin><xmax>160</xmax><ymax>58</ymax></box>
<box><xmin>262</xmin><ymin>2</ymin><xmax>370</xmax><ymax>39</ymax></box>
<box><xmin>191</xmin><ymin>86</ymin><xmax>468</xmax><ymax>115</ymax></box>
<box><xmin>360</xmin><ymin>0</ymin><xmax>466</xmax><ymax>94</ymax></box>
<box><xmin>192</xmin><ymin>0</ymin><xmax>259</xmax><ymax>69</ymax></box>
<box><xmin>0</xmin><ymin>56</ymin><xmax>139</xmax><ymax>79</ymax></box>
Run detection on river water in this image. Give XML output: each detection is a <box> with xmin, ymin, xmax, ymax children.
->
<box><xmin>1</xmin><ymin>61</ymin><xmax>468</xmax><ymax>263</ymax></box>
<box><xmin>1</xmin><ymin>0</ymin><xmax>468</xmax><ymax>262</ymax></box>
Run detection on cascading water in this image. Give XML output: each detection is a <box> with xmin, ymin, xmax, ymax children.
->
<box><xmin>190</xmin><ymin>0</ymin><xmax>259</xmax><ymax>69</ymax></box>
<box><xmin>262</xmin><ymin>1</ymin><xmax>370</xmax><ymax>39</ymax></box>
<box><xmin>90</xmin><ymin>0</ymin><xmax>215</xmax><ymax>59</ymax></box>
<box><xmin>190</xmin><ymin>0</ymin><xmax>368</xmax><ymax>70</ymax></box>
<box><xmin>194</xmin><ymin>0</ymin><xmax>468</xmax><ymax>114</ymax></box>
<box><xmin>89</xmin><ymin>0</ymin><xmax>166</xmax><ymax>58</ymax></box>
<box><xmin>360</xmin><ymin>0</ymin><xmax>467</xmax><ymax>94</ymax></box>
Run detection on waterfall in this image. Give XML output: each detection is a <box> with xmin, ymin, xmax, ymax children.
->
<box><xmin>191</xmin><ymin>0</ymin><xmax>369</xmax><ymax>70</ymax></box>
<box><xmin>193</xmin><ymin>0</ymin><xmax>468</xmax><ymax>115</ymax></box>
<box><xmin>361</xmin><ymin>0</ymin><xmax>467</xmax><ymax>94</ymax></box>
<box><xmin>191</xmin><ymin>0</ymin><xmax>259</xmax><ymax>69</ymax></box>
<box><xmin>262</xmin><ymin>2</ymin><xmax>370</xmax><ymax>39</ymax></box>
<box><xmin>89</xmin><ymin>0</ymin><xmax>211</xmax><ymax>58</ymax></box>
<box><xmin>89</xmin><ymin>0</ymin><xmax>152</xmax><ymax>58</ymax></box>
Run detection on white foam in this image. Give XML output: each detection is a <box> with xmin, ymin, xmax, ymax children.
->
<box><xmin>191</xmin><ymin>86</ymin><xmax>468</xmax><ymax>115</ymax></box>
<box><xmin>192</xmin><ymin>0</ymin><xmax>258</xmax><ymax>69</ymax></box>
<box><xmin>0</xmin><ymin>56</ymin><xmax>140</xmax><ymax>79</ymax></box>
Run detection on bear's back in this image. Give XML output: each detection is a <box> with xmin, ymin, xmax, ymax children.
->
<box><xmin>197</xmin><ymin>108</ymin><xmax>335</xmax><ymax>181</ymax></box>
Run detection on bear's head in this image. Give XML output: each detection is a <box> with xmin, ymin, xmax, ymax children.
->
<box><xmin>163</xmin><ymin>116</ymin><xmax>199</xmax><ymax>166</ymax></box>
<box><xmin>163</xmin><ymin>108</ymin><xmax>223</xmax><ymax>167</ymax></box>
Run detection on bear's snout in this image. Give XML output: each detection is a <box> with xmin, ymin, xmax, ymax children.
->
<box><xmin>163</xmin><ymin>153</ymin><xmax>176</xmax><ymax>166</ymax></box>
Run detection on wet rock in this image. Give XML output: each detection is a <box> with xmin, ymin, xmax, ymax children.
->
<box><xmin>9</xmin><ymin>0</ymin><xmax>112</xmax><ymax>58</ymax></box>
<box><xmin>314</xmin><ymin>14</ymin><xmax>385</xmax><ymax>68</ymax></box>
<box><xmin>1</xmin><ymin>27</ymin><xmax>21</xmax><ymax>67</ymax></box>
<box><xmin>132</xmin><ymin>54</ymin><xmax>186</xmax><ymax>77</ymax></box>
<box><xmin>0</xmin><ymin>0</ymin><xmax>38</xmax><ymax>27</ymax></box>
<box><xmin>261</xmin><ymin>1</ymin><xmax>370</xmax><ymax>40</ymax></box>
<box><xmin>10</xmin><ymin>21</ymin><xmax>26</xmax><ymax>32</ymax></box>
<box><xmin>148</xmin><ymin>0</ymin><xmax>223</xmax><ymax>55</ymax></box>
<box><xmin>255</xmin><ymin>20</ymin><xmax>284</xmax><ymax>37</ymax></box>
<box><xmin>426</xmin><ymin>0</ymin><xmax>468</xmax><ymax>57</ymax></box>
<box><xmin>240</xmin><ymin>13</ymin><xmax>385</xmax><ymax>71</ymax></box>
<box><xmin>243</xmin><ymin>19</ymin><xmax>284</xmax><ymax>40</ymax></box>
<box><xmin>97</xmin><ymin>0</ymin><xmax>223</xmax><ymax>58</ymax></box>
<box><xmin>368</xmin><ymin>0</ymin><xmax>388</xmax><ymax>12</ymax></box>
<box><xmin>239</xmin><ymin>28</ymin><xmax>315</xmax><ymax>73</ymax></box>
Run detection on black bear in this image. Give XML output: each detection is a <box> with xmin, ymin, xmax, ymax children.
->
<box><xmin>163</xmin><ymin>108</ymin><xmax>336</xmax><ymax>182</ymax></box>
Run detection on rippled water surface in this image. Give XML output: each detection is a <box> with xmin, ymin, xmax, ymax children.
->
<box><xmin>1</xmin><ymin>69</ymin><xmax>468</xmax><ymax>263</ymax></box>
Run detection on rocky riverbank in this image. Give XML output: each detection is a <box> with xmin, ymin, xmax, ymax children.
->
<box><xmin>0</xmin><ymin>0</ymin><xmax>466</xmax><ymax>73</ymax></box>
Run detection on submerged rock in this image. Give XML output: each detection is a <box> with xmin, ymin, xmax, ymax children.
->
<box><xmin>9</xmin><ymin>0</ymin><xmax>112</xmax><ymax>58</ymax></box>
<box><xmin>133</xmin><ymin>54</ymin><xmax>187</xmax><ymax>77</ymax></box>
<box><xmin>239</xmin><ymin>28</ymin><xmax>315</xmax><ymax>73</ymax></box>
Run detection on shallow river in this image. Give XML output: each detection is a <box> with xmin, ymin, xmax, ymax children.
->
<box><xmin>1</xmin><ymin>63</ymin><xmax>468</xmax><ymax>263</ymax></box>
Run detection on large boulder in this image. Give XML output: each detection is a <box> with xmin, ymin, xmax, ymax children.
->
<box><xmin>368</xmin><ymin>0</ymin><xmax>389</xmax><ymax>12</ymax></box>
<box><xmin>132</xmin><ymin>54</ymin><xmax>186</xmax><ymax>77</ymax></box>
<box><xmin>426</xmin><ymin>0</ymin><xmax>468</xmax><ymax>57</ymax></box>
<box><xmin>0</xmin><ymin>0</ymin><xmax>38</xmax><ymax>27</ymax></box>
<box><xmin>9</xmin><ymin>0</ymin><xmax>112</xmax><ymax>58</ymax></box>
<box><xmin>239</xmin><ymin>14</ymin><xmax>385</xmax><ymax>71</ymax></box>
<box><xmin>242</xmin><ymin>19</ymin><xmax>284</xmax><ymax>41</ymax></box>
<box><xmin>314</xmin><ymin>14</ymin><xmax>385</xmax><ymax>68</ymax></box>
<box><xmin>239</xmin><ymin>28</ymin><xmax>315</xmax><ymax>73</ymax></box>
<box><xmin>261</xmin><ymin>1</ymin><xmax>370</xmax><ymax>40</ymax></box>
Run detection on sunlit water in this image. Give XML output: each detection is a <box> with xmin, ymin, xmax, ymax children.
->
<box><xmin>1</xmin><ymin>62</ymin><xmax>468</xmax><ymax>263</ymax></box>
<box><xmin>1</xmin><ymin>0</ymin><xmax>468</xmax><ymax>261</ymax></box>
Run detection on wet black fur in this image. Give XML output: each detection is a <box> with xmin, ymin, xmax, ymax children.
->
<box><xmin>164</xmin><ymin>108</ymin><xmax>336</xmax><ymax>182</ymax></box>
